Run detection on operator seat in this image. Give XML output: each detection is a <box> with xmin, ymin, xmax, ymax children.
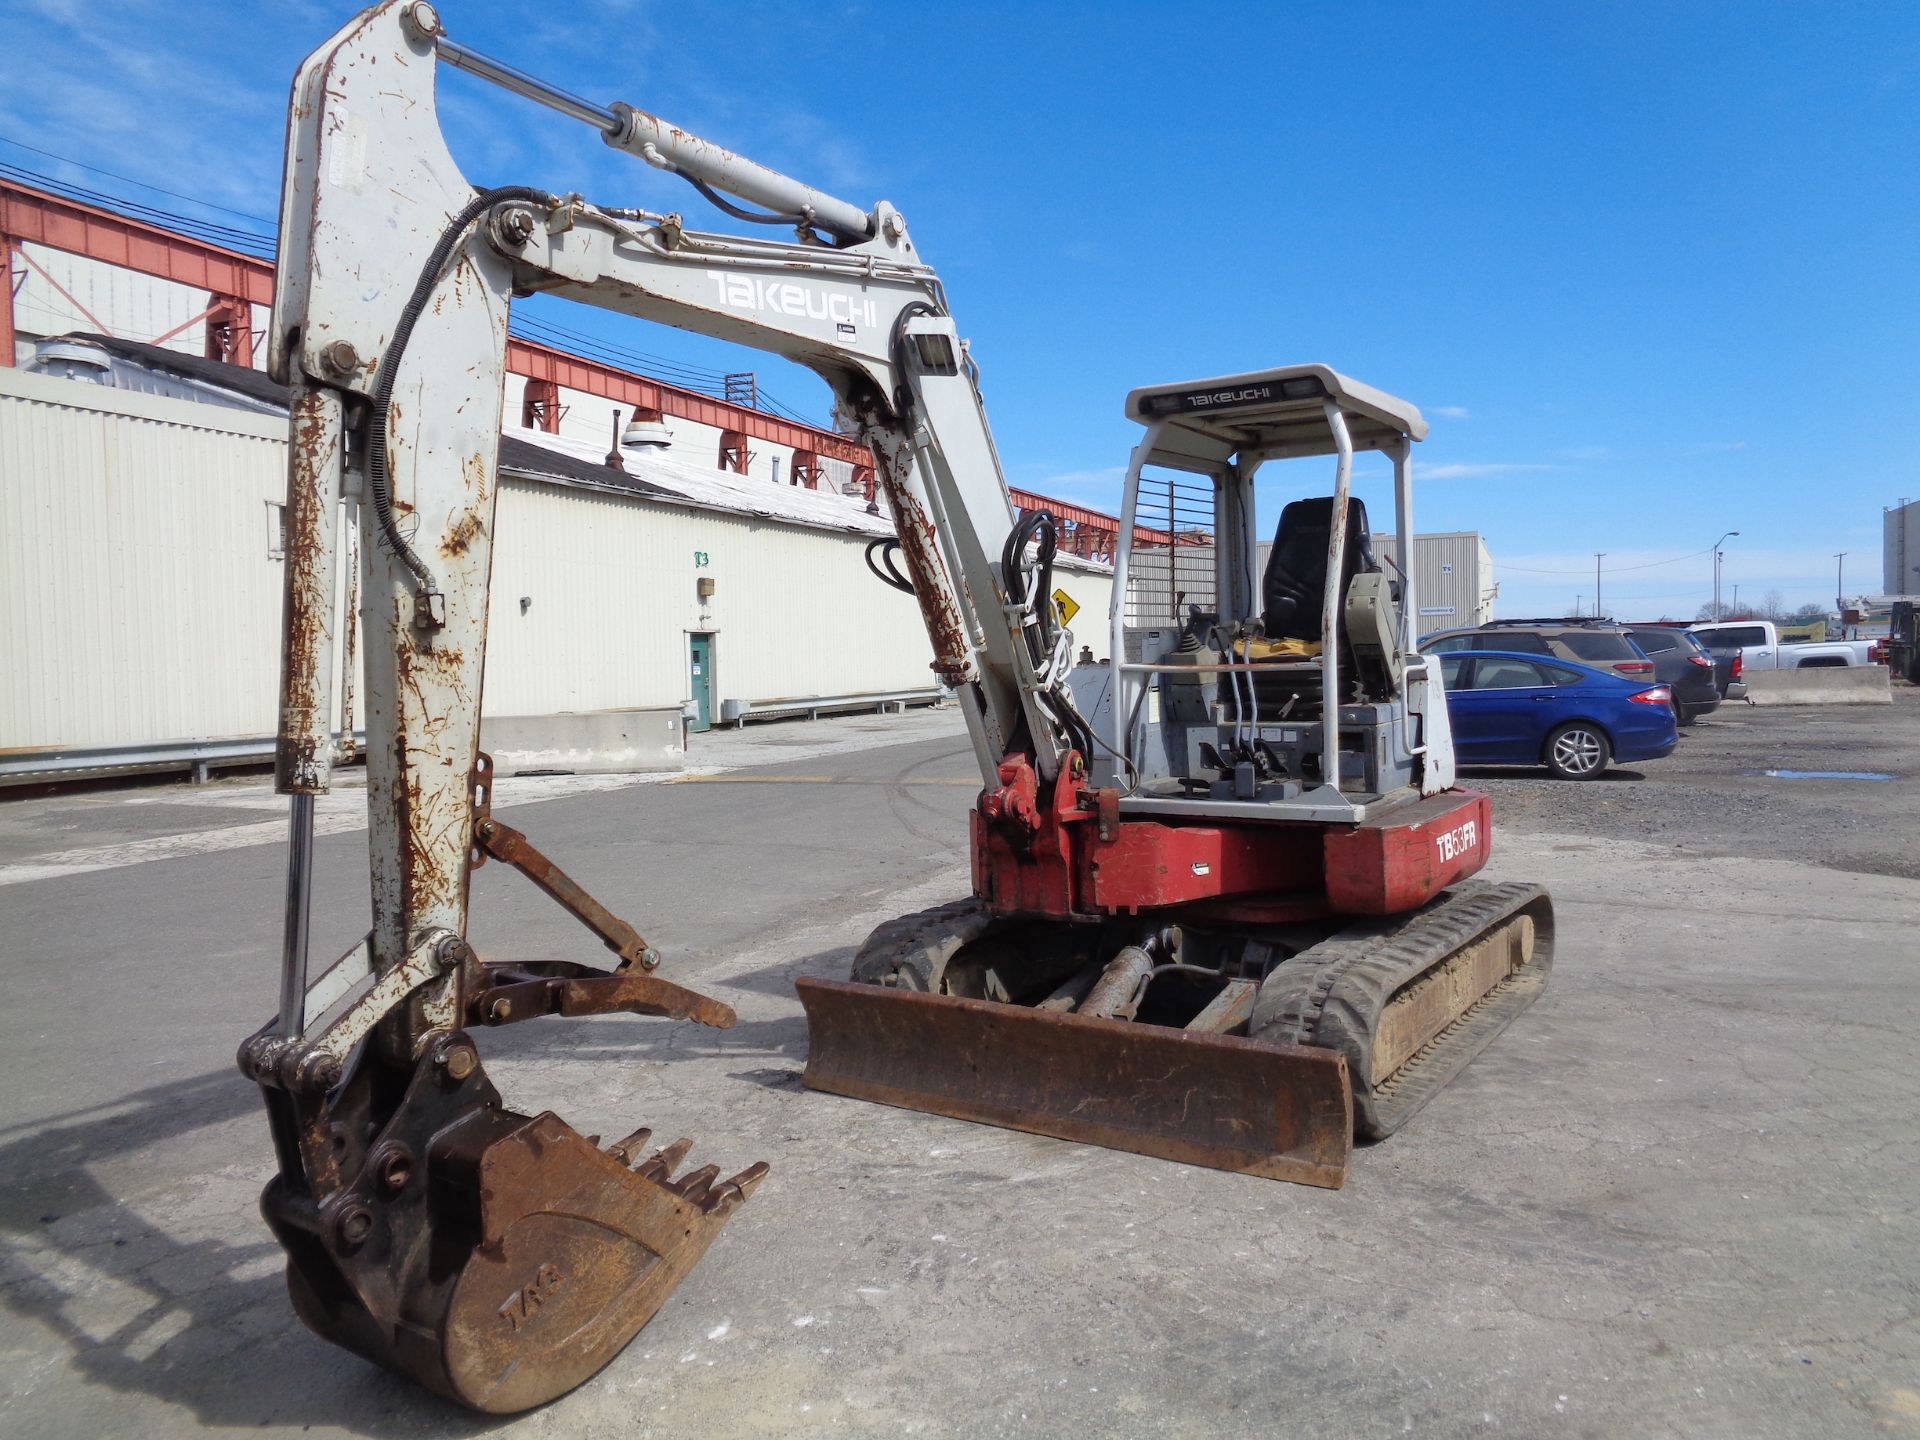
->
<box><xmin>1261</xmin><ymin>496</ymin><xmax>1376</xmax><ymax>642</ymax></box>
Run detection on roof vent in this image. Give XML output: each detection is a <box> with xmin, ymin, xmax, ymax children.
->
<box><xmin>27</xmin><ymin>338</ymin><xmax>114</xmax><ymax>384</ymax></box>
<box><xmin>621</xmin><ymin>406</ymin><xmax>673</xmax><ymax>451</ymax></box>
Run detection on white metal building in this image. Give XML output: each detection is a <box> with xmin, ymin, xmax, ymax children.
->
<box><xmin>0</xmin><ymin>342</ymin><xmax>1112</xmax><ymax>782</ymax></box>
<box><xmin>1885</xmin><ymin>498</ymin><xmax>1920</xmax><ymax>595</ymax></box>
<box><xmin>1367</xmin><ymin>531</ymin><xmax>1496</xmax><ymax>635</ymax></box>
<box><xmin>1235</xmin><ymin>531</ymin><xmax>1495</xmax><ymax>637</ymax></box>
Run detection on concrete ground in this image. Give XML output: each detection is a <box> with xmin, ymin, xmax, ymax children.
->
<box><xmin>2</xmin><ymin>697</ymin><xmax>1916</xmax><ymax>1438</ymax></box>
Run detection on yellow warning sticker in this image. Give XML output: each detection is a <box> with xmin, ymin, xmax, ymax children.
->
<box><xmin>1052</xmin><ymin>588</ymin><xmax>1080</xmax><ymax>625</ymax></box>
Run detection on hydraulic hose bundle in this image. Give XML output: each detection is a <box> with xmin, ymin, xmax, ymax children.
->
<box><xmin>1002</xmin><ymin>510</ymin><xmax>1097</xmax><ymax>762</ymax></box>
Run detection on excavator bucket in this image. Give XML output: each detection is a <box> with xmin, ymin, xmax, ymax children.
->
<box><xmin>796</xmin><ymin>979</ymin><xmax>1353</xmax><ymax>1187</ymax></box>
<box><xmin>261</xmin><ymin>1033</ymin><xmax>767</xmax><ymax>1414</ymax></box>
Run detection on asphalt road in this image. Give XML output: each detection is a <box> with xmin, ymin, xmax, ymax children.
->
<box><xmin>2</xmin><ymin>700</ymin><xmax>1916</xmax><ymax>1439</ymax></box>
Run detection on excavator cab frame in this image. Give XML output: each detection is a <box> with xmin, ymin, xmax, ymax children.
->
<box><xmin>1103</xmin><ymin>365</ymin><xmax>1453</xmax><ymax>823</ymax></box>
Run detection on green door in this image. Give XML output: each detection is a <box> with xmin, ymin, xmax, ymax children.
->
<box><xmin>688</xmin><ymin>633</ymin><xmax>714</xmax><ymax>732</ymax></box>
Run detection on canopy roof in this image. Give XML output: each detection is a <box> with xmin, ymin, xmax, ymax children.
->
<box><xmin>1124</xmin><ymin>364</ymin><xmax>1427</xmax><ymax>471</ymax></box>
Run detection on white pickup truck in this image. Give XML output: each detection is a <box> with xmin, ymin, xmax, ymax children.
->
<box><xmin>1688</xmin><ymin>620</ymin><xmax>1874</xmax><ymax>669</ymax></box>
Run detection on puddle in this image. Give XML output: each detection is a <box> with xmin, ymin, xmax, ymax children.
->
<box><xmin>1748</xmin><ymin>769</ymin><xmax>1895</xmax><ymax>781</ymax></box>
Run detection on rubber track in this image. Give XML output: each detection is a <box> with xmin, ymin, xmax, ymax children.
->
<box><xmin>849</xmin><ymin>898</ymin><xmax>997</xmax><ymax>990</ymax></box>
<box><xmin>1249</xmin><ymin>880</ymin><xmax>1555</xmax><ymax>1140</ymax></box>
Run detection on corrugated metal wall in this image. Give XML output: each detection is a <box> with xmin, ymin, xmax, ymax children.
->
<box><xmin>0</xmin><ymin>371</ymin><xmax>1112</xmax><ymax>752</ymax></box>
<box><xmin>0</xmin><ymin>368</ymin><xmax>291</xmax><ymax>748</ymax></box>
<box><xmin>487</xmin><ymin>479</ymin><xmax>1110</xmax><ymax>713</ymax></box>
<box><xmin>1369</xmin><ymin>532</ymin><xmax>1495</xmax><ymax>634</ymax></box>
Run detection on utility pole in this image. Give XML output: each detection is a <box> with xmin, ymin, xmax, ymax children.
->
<box><xmin>1574</xmin><ymin>594</ymin><xmax>1584</xmax><ymax>617</ymax></box>
<box><xmin>1594</xmin><ymin>553</ymin><xmax>1605</xmax><ymax>619</ymax></box>
<box><xmin>1712</xmin><ymin>530</ymin><xmax>1740</xmax><ymax>619</ymax></box>
<box><xmin>1732</xmin><ymin>583</ymin><xmax>1740</xmax><ymax>616</ymax></box>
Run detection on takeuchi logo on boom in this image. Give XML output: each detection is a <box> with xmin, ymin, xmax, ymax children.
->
<box><xmin>705</xmin><ymin>272</ymin><xmax>879</xmax><ymax>329</ymax></box>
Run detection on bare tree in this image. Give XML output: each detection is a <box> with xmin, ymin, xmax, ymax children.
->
<box><xmin>1761</xmin><ymin>587</ymin><xmax>1787</xmax><ymax>620</ymax></box>
<box><xmin>1696</xmin><ymin>601</ymin><xmax>1731</xmax><ymax>621</ymax></box>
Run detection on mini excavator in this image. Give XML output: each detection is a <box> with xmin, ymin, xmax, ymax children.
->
<box><xmin>244</xmin><ymin>0</ymin><xmax>1554</xmax><ymax>1412</ymax></box>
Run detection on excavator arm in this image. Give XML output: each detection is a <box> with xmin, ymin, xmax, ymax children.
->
<box><xmin>244</xmin><ymin>0</ymin><xmax>1086</xmax><ymax>1411</ymax></box>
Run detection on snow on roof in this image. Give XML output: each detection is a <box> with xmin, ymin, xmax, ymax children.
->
<box><xmin>57</xmin><ymin>332</ymin><xmax>1109</xmax><ymax>572</ymax></box>
<box><xmin>501</xmin><ymin>423</ymin><xmax>1111</xmax><ymax>573</ymax></box>
<box><xmin>499</xmin><ymin>421</ymin><xmax>895</xmax><ymax>538</ymax></box>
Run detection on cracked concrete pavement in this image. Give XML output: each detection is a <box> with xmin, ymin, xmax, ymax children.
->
<box><xmin>2</xmin><ymin>700</ymin><xmax>1916</xmax><ymax>1438</ymax></box>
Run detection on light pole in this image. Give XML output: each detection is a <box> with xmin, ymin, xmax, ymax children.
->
<box><xmin>1732</xmin><ymin>583</ymin><xmax>1741</xmax><ymax>616</ymax></box>
<box><xmin>1712</xmin><ymin>530</ymin><xmax>1740</xmax><ymax>618</ymax></box>
<box><xmin>1835</xmin><ymin>552</ymin><xmax>1846</xmax><ymax>611</ymax></box>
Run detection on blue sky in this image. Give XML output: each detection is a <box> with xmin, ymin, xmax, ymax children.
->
<box><xmin>4</xmin><ymin>0</ymin><xmax>1914</xmax><ymax>617</ymax></box>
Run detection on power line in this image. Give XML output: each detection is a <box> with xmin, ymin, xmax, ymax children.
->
<box><xmin>511</xmin><ymin>310</ymin><xmax>735</xmax><ymax>381</ymax></box>
<box><xmin>0</xmin><ymin>135</ymin><xmax>276</xmax><ymax>226</ymax></box>
<box><xmin>0</xmin><ymin>160</ymin><xmax>276</xmax><ymax>256</ymax></box>
<box><xmin>1496</xmin><ymin>544</ymin><xmax>1715</xmax><ymax>576</ymax></box>
<box><xmin>511</xmin><ymin>312</ymin><xmax>832</xmax><ymax>427</ymax></box>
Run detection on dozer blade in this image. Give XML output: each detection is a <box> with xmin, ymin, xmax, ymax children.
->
<box><xmin>265</xmin><ymin>1036</ymin><xmax>767</xmax><ymax>1414</ymax></box>
<box><xmin>797</xmin><ymin>978</ymin><xmax>1352</xmax><ymax>1187</ymax></box>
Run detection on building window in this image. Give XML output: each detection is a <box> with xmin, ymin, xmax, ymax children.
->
<box><xmin>267</xmin><ymin>500</ymin><xmax>287</xmax><ymax>560</ymax></box>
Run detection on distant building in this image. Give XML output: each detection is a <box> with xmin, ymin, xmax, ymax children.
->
<box><xmin>1885</xmin><ymin>498</ymin><xmax>1920</xmax><ymax>594</ymax></box>
<box><xmin>1366</xmin><ymin>532</ymin><xmax>1496</xmax><ymax>636</ymax></box>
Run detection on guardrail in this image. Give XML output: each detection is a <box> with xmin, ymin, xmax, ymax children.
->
<box><xmin>0</xmin><ymin>734</ymin><xmax>364</xmax><ymax>787</ymax></box>
<box><xmin>718</xmin><ymin>689</ymin><xmax>946</xmax><ymax>728</ymax></box>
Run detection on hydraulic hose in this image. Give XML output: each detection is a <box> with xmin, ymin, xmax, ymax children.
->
<box><xmin>1001</xmin><ymin>509</ymin><xmax>1059</xmax><ymax>671</ymax></box>
<box><xmin>864</xmin><ymin>537</ymin><xmax>915</xmax><ymax>594</ymax></box>
<box><xmin>364</xmin><ymin>185</ymin><xmax>547</xmax><ymax>608</ymax></box>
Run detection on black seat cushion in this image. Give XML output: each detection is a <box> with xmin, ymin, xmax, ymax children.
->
<box><xmin>1261</xmin><ymin>497</ymin><xmax>1374</xmax><ymax>642</ymax></box>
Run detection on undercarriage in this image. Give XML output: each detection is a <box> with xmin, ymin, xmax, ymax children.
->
<box><xmin>802</xmin><ymin>878</ymin><xmax>1553</xmax><ymax>1185</ymax></box>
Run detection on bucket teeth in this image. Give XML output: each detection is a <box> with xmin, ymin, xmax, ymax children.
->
<box><xmin>671</xmin><ymin>1163</ymin><xmax>722</xmax><ymax>1203</ymax></box>
<box><xmin>716</xmin><ymin>1160</ymin><xmax>772</xmax><ymax>1206</ymax></box>
<box><xmin>605</xmin><ymin>1126</ymin><xmax>654</xmax><ymax>1166</ymax></box>
<box><xmin>633</xmin><ymin>1136</ymin><xmax>695</xmax><ymax>1182</ymax></box>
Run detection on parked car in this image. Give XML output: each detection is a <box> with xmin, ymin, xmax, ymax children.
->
<box><xmin>1423</xmin><ymin>618</ymin><xmax>1656</xmax><ymax>682</ymax></box>
<box><xmin>1437</xmin><ymin>650</ymin><xmax>1677</xmax><ymax>780</ymax></box>
<box><xmin>1623</xmin><ymin>625</ymin><xmax>1721</xmax><ymax>725</ymax></box>
<box><xmin>1628</xmin><ymin>621</ymin><xmax>1750</xmax><ymax>700</ymax></box>
<box><xmin>1688</xmin><ymin>619</ymin><xmax>1874</xmax><ymax>669</ymax></box>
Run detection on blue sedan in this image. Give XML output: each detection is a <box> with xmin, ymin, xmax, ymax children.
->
<box><xmin>1435</xmin><ymin>649</ymin><xmax>1678</xmax><ymax>780</ymax></box>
